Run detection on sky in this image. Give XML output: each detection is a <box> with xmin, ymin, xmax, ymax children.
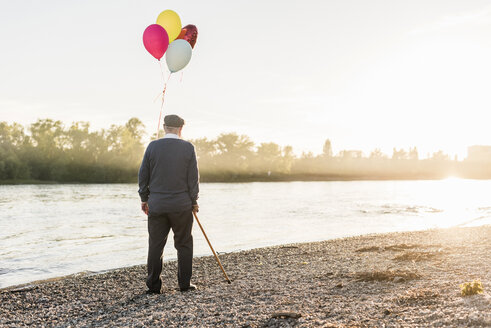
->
<box><xmin>1</xmin><ymin>0</ymin><xmax>491</xmax><ymax>158</ymax></box>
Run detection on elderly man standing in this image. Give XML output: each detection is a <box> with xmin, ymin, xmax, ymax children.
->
<box><xmin>138</xmin><ymin>114</ymin><xmax>199</xmax><ymax>294</ymax></box>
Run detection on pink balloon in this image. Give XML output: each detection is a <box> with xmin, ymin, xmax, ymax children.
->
<box><xmin>143</xmin><ymin>24</ymin><xmax>169</xmax><ymax>60</ymax></box>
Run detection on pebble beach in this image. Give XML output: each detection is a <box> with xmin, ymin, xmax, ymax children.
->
<box><xmin>1</xmin><ymin>225</ymin><xmax>490</xmax><ymax>327</ymax></box>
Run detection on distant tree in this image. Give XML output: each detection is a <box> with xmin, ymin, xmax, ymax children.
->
<box><xmin>0</xmin><ymin>122</ymin><xmax>29</xmax><ymax>180</ymax></box>
<box><xmin>65</xmin><ymin>122</ymin><xmax>92</xmax><ymax>163</ymax></box>
<box><xmin>257</xmin><ymin>142</ymin><xmax>281</xmax><ymax>158</ymax></box>
<box><xmin>28</xmin><ymin>119</ymin><xmax>66</xmax><ymax>180</ymax></box>
<box><xmin>301</xmin><ymin>151</ymin><xmax>314</xmax><ymax>159</ymax></box>
<box><xmin>370</xmin><ymin>148</ymin><xmax>387</xmax><ymax>159</ymax></box>
<box><xmin>408</xmin><ymin>147</ymin><xmax>419</xmax><ymax>160</ymax></box>
<box><xmin>215</xmin><ymin>133</ymin><xmax>254</xmax><ymax>171</ymax></box>
<box><xmin>283</xmin><ymin>146</ymin><xmax>293</xmax><ymax>157</ymax></box>
<box><xmin>392</xmin><ymin>148</ymin><xmax>407</xmax><ymax>160</ymax></box>
<box><xmin>0</xmin><ymin>122</ymin><xmax>27</xmax><ymax>148</ymax></box>
<box><xmin>123</xmin><ymin>118</ymin><xmax>146</xmax><ymax>165</ymax></box>
<box><xmin>256</xmin><ymin>142</ymin><xmax>282</xmax><ymax>172</ymax></box>
<box><xmin>431</xmin><ymin>150</ymin><xmax>449</xmax><ymax>161</ymax></box>
<box><xmin>216</xmin><ymin>133</ymin><xmax>254</xmax><ymax>155</ymax></box>
<box><xmin>103</xmin><ymin>118</ymin><xmax>145</xmax><ymax>171</ymax></box>
<box><xmin>29</xmin><ymin>119</ymin><xmax>65</xmax><ymax>153</ymax></box>
<box><xmin>282</xmin><ymin>146</ymin><xmax>295</xmax><ymax>172</ymax></box>
<box><xmin>339</xmin><ymin>150</ymin><xmax>362</xmax><ymax>159</ymax></box>
<box><xmin>191</xmin><ymin>137</ymin><xmax>217</xmax><ymax>160</ymax></box>
<box><xmin>323</xmin><ymin>139</ymin><xmax>333</xmax><ymax>157</ymax></box>
<box><xmin>125</xmin><ymin>118</ymin><xmax>146</xmax><ymax>140</ymax></box>
<box><xmin>190</xmin><ymin>137</ymin><xmax>218</xmax><ymax>172</ymax></box>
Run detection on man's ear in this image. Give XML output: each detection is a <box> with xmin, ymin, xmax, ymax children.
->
<box><xmin>178</xmin><ymin>127</ymin><xmax>183</xmax><ymax>137</ymax></box>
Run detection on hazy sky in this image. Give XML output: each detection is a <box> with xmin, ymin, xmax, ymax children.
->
<box><xmin>1</xmin><ymin>0</ymin><xmax>491</xmax><ymax>158</ymax></box>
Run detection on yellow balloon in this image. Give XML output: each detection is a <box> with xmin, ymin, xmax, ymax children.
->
<box><xmin>156</xmin><ymin>10</ymin><xmax>182</xmax><ymax>43</ymax></box>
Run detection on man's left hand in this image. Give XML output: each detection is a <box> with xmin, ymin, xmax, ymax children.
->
<box><xmin>141</xmin><ymin>202</ymin><xmax>149</xmax><ymax>215</ymax></box>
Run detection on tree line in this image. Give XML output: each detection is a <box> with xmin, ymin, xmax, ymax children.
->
<box><xmin>0</xmin><ymin>118</ymin><xmax>145</xmax><ymax>183</ymax></box>
<box><xmin>0</xmin><ymin>118</ymin><xmax>490</xmax><ymax>183</ymax></box>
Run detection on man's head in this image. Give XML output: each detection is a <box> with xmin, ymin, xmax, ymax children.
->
<box><xmin>163</xmin><ymin>114</ymin><xmax>185</xmax><ymax>137</ymax></box>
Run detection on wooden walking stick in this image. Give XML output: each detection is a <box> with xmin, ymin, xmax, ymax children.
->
<box><xmin>192</xmin><ymin>211</ymin><xmax>231</xmax><ymax>284</ymax></box>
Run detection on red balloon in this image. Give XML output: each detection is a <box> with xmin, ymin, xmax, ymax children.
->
<box><xmin>177</xmin><ymin>28</ymin><xmax>187</xmax><ymax>40</ymax></box>
<box><xmin>142</xmin><ymin>24</ymin><xmax>169</xmax><ymax>60</ymax></box>
<box><xmin>177</xmin><ymin>24</ymin><xmax>198</xmax><ymax>49</ymax></box>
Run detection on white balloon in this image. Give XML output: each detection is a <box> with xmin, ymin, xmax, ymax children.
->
<box><xmin>165</xmin><ymin>39</ymin><xmax>192</xmax><ymax>73</ymax></box>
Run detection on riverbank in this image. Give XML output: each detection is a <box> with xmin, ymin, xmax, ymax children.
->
<box><xmin>1</xmin><ymin>226</ymin><xmax>490</xmax><ymax>327</ymax></box>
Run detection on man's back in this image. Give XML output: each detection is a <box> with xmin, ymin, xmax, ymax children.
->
<box><xmin>138</xmin><ymin>137</ymin><xmax>199</xmax><ymax>214</ymax></box>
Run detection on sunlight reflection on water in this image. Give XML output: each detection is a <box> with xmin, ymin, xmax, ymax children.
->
<box><xmin>0</xmin><ymin>179</ymin><xmax>490</xmax><ymax>288</ymax></box>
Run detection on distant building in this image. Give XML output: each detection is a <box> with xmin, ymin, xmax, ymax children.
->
<box><xmin>467</xmin><ymin>145</ymin><xmax>491</xmax><ymax>162</ymax></box>
<box><xmin>338</xmin><ymin>150</ymin><xmax>363</xmax><ymax>159</ymax></box>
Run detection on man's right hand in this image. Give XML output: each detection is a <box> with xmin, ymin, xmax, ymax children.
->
<box><xmin>192</xmin><ymin>204</ymin><xmax>199</xmax><ymax>213</ymax></box>
<box><xmin>141</xmin><ymin>202</ymin><xmax>149</xmax><ymax>215</ymax></box>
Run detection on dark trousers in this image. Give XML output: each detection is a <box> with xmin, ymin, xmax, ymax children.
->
<box><xmin>146</xmin><ymin>210</ymin><xmax>194</xmax><ymax>291</ymax></box>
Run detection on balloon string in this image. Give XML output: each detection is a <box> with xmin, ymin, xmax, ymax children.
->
<box><xmin>180</xmin><ymin>71</ymin><xmax>184</xmax><ymax>83</ymax></box>
<box><xmin>158</xmin><ymin>60</ymin><xmax>166</xmax><ymax>82</ymax></box>
<box><xmin>156</xmin><ymin>73</ymin><xmax>173</xmax><ymax>139</ymax></box>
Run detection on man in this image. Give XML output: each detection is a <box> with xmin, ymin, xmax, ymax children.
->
<box><xmin>138</xmin><ymin>114</ymin><xmax>199</xmax><ymax>294</ymax></box>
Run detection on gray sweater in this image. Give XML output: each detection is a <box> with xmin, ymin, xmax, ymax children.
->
<box><xmin>138</xmin><ymin>138</ymin><xmax>199</xmax><ymax>214</ymax></box>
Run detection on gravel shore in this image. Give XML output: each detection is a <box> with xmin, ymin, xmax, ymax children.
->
<box><xmin>1</xmin><ymin>226</ymin><xmax>490</xmax><ymax>327</ymax></box>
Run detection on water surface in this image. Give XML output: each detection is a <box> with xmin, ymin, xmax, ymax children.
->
<box><xmin>1</xmin><ymin>179</ymin><xmax>490</xmax><ymax>288</ymax></box>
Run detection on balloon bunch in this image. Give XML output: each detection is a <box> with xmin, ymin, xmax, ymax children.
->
<box><xmin>143</xmin><ymin>9</ymin><xmax>198</xmax><ymax>73</ymax></box>
<box><xmin>142</xmin><ymin>10</ymin><xmax>198</xmax><ymax>138</ymax></box>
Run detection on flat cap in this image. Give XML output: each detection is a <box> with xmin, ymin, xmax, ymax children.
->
<box><xmin>164</xmin><ymin>114</ymin><xmax>185</xmax><ymax>127</ymax></box>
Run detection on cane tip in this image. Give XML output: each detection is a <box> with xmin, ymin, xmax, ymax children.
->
<box><xmin>227</xmin><ymin>280</ymin><xmax>232</xmax><ymax>284</ymax></box>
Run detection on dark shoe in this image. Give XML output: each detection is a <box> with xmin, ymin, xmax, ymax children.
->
<box><xmin>145</xmin><ymin>289</ymin><xmax>161</xmax><ymax>294</ymax></box>
<box><xmin>180</xmin><ymin>283</ymin><xmax>197</xmax><ymax>292</ymax></box>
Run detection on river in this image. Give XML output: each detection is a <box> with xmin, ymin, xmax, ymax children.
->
<box><xmin>1</xmin><ymin>179</ymin><xmax>490</xmax><ymax>288</ymax></box>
